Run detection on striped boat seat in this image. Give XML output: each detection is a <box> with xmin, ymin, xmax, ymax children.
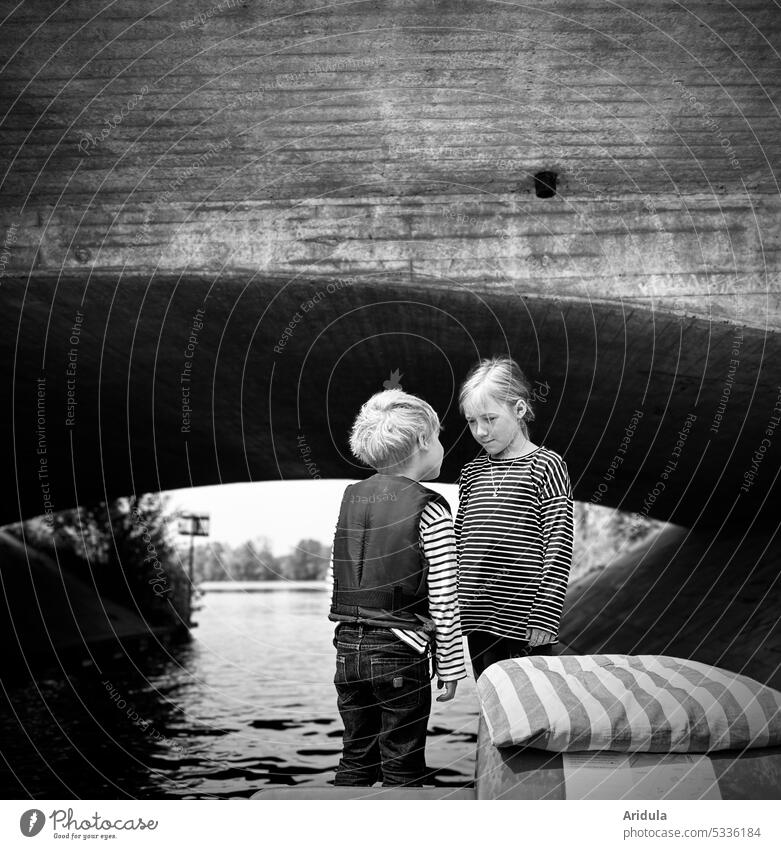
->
<box><xmin>478</xmin><ymin>655</ymin><xmax>781</xmax><ymax>752</ymax></box>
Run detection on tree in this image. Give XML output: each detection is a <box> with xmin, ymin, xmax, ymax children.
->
<box><xmin>191</xmin><ymin>536</ymin><xmax>281</xmax><ymax>581</ymax></box>
<box><xmin>15</xmin><ymin>493</ymin><xmax>187</xmax><ymax>625</ymax></box>
<box><xmin>279</xmin><ymin>538</ymin><xmax>330</xmax><ymax>581</ymax></box>
<box><xmin>192</xmin><ymin>540</ymin><xmax>233</xmax><ymax>582</ymax></box>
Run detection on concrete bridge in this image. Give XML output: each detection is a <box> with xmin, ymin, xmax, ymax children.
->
<box><xmin>1</xmin><ymin>2</ymin><xmax>779</xmax><ymax>681</ymax></box>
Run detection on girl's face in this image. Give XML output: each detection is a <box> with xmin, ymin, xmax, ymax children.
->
<box><xmin>463</xmin><ymin>393</ymin><xmax>525</xmax><ymax>456</ymax></box>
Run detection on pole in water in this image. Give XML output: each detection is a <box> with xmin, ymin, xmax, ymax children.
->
<box><xmin>188</xmin><ymin>531</ymin><xmax>195</xmax><ymax>626</ymax></box>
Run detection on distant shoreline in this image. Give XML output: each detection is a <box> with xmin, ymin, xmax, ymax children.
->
<box><xmin>199</xmin><ymin>580</ymin><xmax>328</xmax><ymax>592</ymax></box>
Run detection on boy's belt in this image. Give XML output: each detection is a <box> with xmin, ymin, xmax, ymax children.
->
<box><xmin>333</xmin><ymin>586</ymin><xmax>426</xmax><ymax>614</ymax></box>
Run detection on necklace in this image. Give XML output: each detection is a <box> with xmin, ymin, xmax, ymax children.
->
<box><xmin>488</xmin><ymin>427</ymin><xmax>532</xmax><ymax>496</ymax></box>
<box><xmin>489</xmin><ymin>456</ymin><xmax>520</xmax><ymax>497</ymax></box>
<box><xmin>488</xmin><ymin>430</ymin><xmax>538</xmax><ymax>496</ymax></box>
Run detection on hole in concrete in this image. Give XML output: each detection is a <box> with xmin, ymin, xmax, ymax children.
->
<box><xmin>534</xmin><ymin>171</ymin><xmax>557</xmax><ymax>198</ymax></box>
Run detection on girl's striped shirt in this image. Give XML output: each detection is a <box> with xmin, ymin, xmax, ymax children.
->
<box><xmin>328</xmin><ymin>499</ymin><xmax>467</xmax><ymax>682</ymax></box>
<box><xmin>455</xmin><ymin>446</ymin><xmax>574</xmax><ymax>641</ymax></box>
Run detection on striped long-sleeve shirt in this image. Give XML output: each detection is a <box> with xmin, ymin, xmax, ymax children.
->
<box><xmin>328</xmin><ymin>499</ymin><xmax>467</xmax><ymax>682</ymax></box>
<box><xmin>455</xmin><ymin>446</ymin><xmax>574</xmax><ymax>641</ymax></box>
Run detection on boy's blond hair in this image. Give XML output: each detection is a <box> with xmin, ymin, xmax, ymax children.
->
<box><xmin>349</xmin><ymin>389</ymin><xmax>440</xmax><ymax>470</ymax></box>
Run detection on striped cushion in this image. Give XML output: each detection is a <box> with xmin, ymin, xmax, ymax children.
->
<box><xmin>478</xmin><ymin>655</ymin><xmax>781</xmax><ymax>752</ymax></box>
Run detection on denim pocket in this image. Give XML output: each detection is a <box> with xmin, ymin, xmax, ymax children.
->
<box><xmin>370</xmin><ymin>655</ymin><xmax>427</xmax><ymax>708</ymax></box>
<box><xmin>334</xmin><ymin>654</ymin><xmax>348</xmax><ymax>684</ymax></box>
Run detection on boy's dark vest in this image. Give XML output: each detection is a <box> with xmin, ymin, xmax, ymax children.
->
<box><xmin>329</xmin><ymin>475</ymin><xmax>451</xmax><ymax>630</ymax></box>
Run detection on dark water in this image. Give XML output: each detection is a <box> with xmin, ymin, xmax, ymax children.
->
<box><xmin>0</xmin><ymin>585</ymin><xmax>479</xmax><ymax>798</ymax></box>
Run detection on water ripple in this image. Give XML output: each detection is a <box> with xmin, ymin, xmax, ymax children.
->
<box><xmin>1</xmin><ymin>588</ymin><xmax>479</xmax><ymax>797</ymax></box>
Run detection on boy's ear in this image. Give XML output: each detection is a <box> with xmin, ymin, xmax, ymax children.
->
<box><xmin>417</xmin><ymin>431</ymin><xmax>430</xmax><ymax>449</ymax></box>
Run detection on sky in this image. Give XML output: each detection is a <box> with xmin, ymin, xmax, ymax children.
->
<box><xmin>166</xmin><ymin>479</ymin><xmax>459</xmax><ymax>554</ymax></box>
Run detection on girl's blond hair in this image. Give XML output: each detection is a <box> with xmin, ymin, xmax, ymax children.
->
<box><xmin>458</xmin><ymin>356</ymin><xmax>536</xmax><ymax>436</ymax></box>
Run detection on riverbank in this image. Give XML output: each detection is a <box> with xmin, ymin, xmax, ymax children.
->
<box><xmin>199</xmin><ymin>580</ymin><xmax>326</xmax><ymax>592</ymax></box>
<box><xmin>0</xmin><ymin>529</ymin><xmax>189</xmax><ymax>679</ymax></box>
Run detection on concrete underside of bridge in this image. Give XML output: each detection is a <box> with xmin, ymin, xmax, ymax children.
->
<box><xmin>3</xmin><ymin>271</ymin><xmax>780</xmax><ymax>531</ymax></box>
<box><xmin>0</xmin><ymin>2</ymin><xmax>779</xmax><ymax>678</ymax></box>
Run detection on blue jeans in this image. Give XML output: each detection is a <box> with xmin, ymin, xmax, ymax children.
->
<box><xmin>333</xmin><ymin>623</ymin><xmax>431</xmax><ymax>787</ymax></box>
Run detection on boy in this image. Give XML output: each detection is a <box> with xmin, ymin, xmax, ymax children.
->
<box><xmin>329</xmin><ymin>389</ymin><xmax>466</xmax><ymax>787</ymax></box>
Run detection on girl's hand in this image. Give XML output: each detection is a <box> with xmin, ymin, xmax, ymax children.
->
<box><xmin>526</xmin><ymin>627</ymin><xmax>556</xmax><ymax>648</ymax></box>
<box><xmin>436</xmin><ymin>679</ymin><xmax>457</xmax><ymax>702</ymax></box>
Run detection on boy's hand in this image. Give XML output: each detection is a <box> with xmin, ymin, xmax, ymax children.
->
<box><xmin>436</xmin><ymin>679</ymin><xmax>457</xmax><ymax>702</ymax></box>
<box><xmin>526</xmin><ymin>627</ymin><xmax>556</xmax><ymax>647</ymax></box>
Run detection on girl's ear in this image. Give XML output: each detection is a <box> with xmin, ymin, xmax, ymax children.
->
<box><xmin>515</xmin><ymin>399</ymin><xmax>527</xmax><ymax>419</ymax></box>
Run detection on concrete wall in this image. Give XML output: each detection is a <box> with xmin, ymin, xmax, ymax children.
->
<box><xmin>1</xmin><ymin>1</ymin><xmax>778</xmax><ymax>324</ymax></box>
<box><xmin>562</xmin><ymin>524</ymin><xmax>781</xmax><ymax>688</ymax></box>
<box><xmin>1</xmin><ymin>1</ymin><xmax>779</xmax><ymax>529</ymax></box>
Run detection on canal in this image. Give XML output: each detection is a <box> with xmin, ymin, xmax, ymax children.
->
<box><xmin>0</xmin><ymin>583</ymin><xmax>479</xmax><ymax>798</ymax></box>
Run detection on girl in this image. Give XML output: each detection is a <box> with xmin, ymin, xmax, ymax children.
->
<box><xmin>454</xmin><ymin>356</ymin><xmax>574</xmax><ymax>679</ymax></box>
